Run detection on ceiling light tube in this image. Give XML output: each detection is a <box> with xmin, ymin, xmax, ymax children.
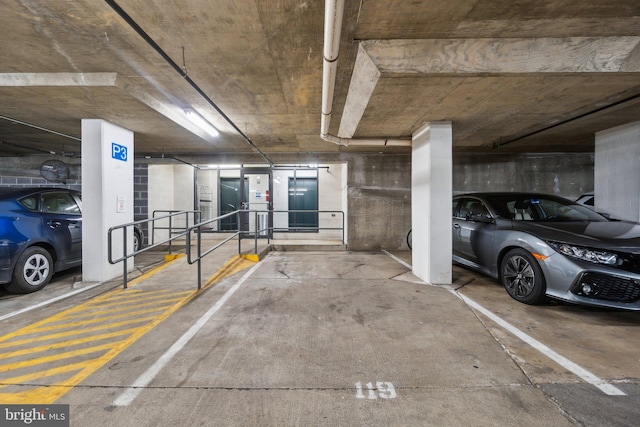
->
<box><xmin>185</xmin><ymin>108</ymin><xmax>219</xmax><ymax>137</ymax></box>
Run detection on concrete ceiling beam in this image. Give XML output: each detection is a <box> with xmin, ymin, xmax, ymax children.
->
<box><xmin>0</xmin><ymin>73</ymin><xmax>118</xmax><ymax>86</ymax></box>
<box><xmin>337</xmin><ymin>44</ymin><xmax>380</xmax><ymax>139</ymax></box>
<box><xmin>363</xmin><ymin>37</ymin><xmax>640</xmax><ymax>74</ymax></box>
<box><xmin>0</xmin><ymin>72</ymin><xmax>217</xmax><ymax>143</ymax></box>
<box><xmin>338</xmin><ymin>37</ymin><xmax>640</xmax><ymax>138</ymax></box>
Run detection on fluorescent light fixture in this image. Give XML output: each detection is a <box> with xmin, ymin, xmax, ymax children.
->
<box><xmin>205</xmin><ymin>164</ymin><xmax>241</xmax><ymax>169</ymax></box>
<box><xmin>184</xmin><ymin>108</ymin><xmax>219</xmax><ymax>137</ymax></box>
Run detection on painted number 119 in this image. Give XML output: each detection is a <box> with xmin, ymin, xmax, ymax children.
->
<box><xmin>355</xmin><ymin>381</ymin><xmax>396</xmax><ymax>399</ymax></box>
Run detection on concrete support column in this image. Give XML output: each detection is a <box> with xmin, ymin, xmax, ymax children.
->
<box><xmin>81</xmin><ymin>119</ymin><xmax>134</xmax><ymax>282</ymax></box>
<box><xmin>595</xmin><ymin>121</ymin><xmax>640</xmax><ymax>222</ymax></box>
<box><xmin>411</xmin><ymin>122</ymin><xmax>452</xmax><ymax>284</ymax></box>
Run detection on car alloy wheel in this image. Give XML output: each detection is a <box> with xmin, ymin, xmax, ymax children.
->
<box><xmin>500</xmin><ymin>248</ymin><xmax>547</xmax><ymax>305</ymax></box>
<box><xmin>133</xmin><ymin>231</ymin><xmax>140</xmax><ymax>252</ymax></box>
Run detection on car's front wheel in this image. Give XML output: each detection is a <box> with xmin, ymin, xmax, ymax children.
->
<box><xmin>133</xmin><ymin>229</ymin><xmax>141</xmax><ymax>252</ymax></box>
<box><xmin>133</xmin><ymin>227</ymin><xmax>145</xmax><ymax>252</ymax></box>
<box><xmin>500</xmin><ymin>248</ymin><xmax>547</xmax><ymax>305</ymax></box>
<box><xmin>6</xmin><ymin>246</ymin><xmax>54</xmax><ymax>293</ymax></box>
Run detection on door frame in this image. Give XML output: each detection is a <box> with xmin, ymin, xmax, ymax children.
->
<box><xmin>239</xmin><ymin>167</ymin><xmax>273</xmax><ymax>239</ymax></box>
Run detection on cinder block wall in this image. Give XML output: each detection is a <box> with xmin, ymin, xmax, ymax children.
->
<box><xmin>0</xmin><ymin>155</ymin><xmax>149</xmax><ymax>245</ymax></box>
<box><xmin>133</xmin><ymin>163</ymin><xmax>149</xmax><ymax>244</ymax></box>
<box><xmin>0</xmin><ymin>155</ymin><xmax>81</xmax><ymax>191</ymax></box>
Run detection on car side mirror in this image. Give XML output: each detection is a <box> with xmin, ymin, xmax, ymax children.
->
<box><xmin>466</xmin><ymin>213</ymin><xmax>494</xmax><ymax>223</ymax></box>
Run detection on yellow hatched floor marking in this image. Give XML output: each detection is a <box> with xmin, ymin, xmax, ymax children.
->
<box><xmin>25</xmin><ymin>314</ymin><xmax>165</xmax><ymax>335</ymax></box>
<box><xmin>0</xmin><ymin>362</ymin><xmax>89</xmax><ymax>390</ymax></box>
<box><xmin>0</xmin><ymin>342</ymin><xmax>118</xmax><ymax>374</ymax></box>
<box><xmin>0</xmin><ymin>328</ymin><xmax>140</xmax><ymax>360</ymax></box>
<box><xmin>0</xmin><ymin>319</ymin><xmax>158</xmax><ymax>350</ymax></box>
<box><xmin>61</xmin><ymin>303</ymin><xmax>175</xmax><ymax>320</ymax></box>
<box><xmin>0</xmin><ymin>254</ymin><xmax>256</xmax><ymax>404</ymax></box>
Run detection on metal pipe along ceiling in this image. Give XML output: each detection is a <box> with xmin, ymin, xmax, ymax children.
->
<box><xmin>320</xmin><ymin>0</ymin><xmax>411</xmax><ymax>147</ymax></box>
<box><xmin>104</xmin><ymin>0</ymin><xmax>274</xmax><ymax>166</ymax></box>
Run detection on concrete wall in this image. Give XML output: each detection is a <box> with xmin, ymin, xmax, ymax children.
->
<box><xmin>148</xmin><ymin>164</ymin><xmax>195</xmax><ymax>242</ymax></box>
<box><xmin>346</xmin><ymin>154</ymin><xmax>412</xmax><ymax>251</ymax></box>
<box><xmin>345</xmin><ymin>152</ymin><xmax>595</xmax><ymax>251</ymax></box>
<box><xmin>0</xmin><ymin>152</ymin><xmax>595</xmax><ymax>251</ymax></box>
<box><xmin>320</xmin><ymin>163</ymin><xmax>348</xmax><ymax>242</ymax></box>
<box><xmin>453</xmin><ymin>153</ymin><xmax>594</xmax><ymax>199</ymax></box>
<box><xmin>595</xmin><ymin>121</ymin><xmax>640</xmax><ymax>222</ymax></box>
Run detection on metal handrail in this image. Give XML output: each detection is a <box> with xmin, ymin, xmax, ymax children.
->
<box><xmin>186</xmin><ymin>209</ymin><xmax>345</xmax><ymax>289</ymax></box>
<box><xmin>186</xmin><ymin>210</ymin><xmax>242</xmax><ymax>290</ymax></box>
<box><xmin>268</xmin><ymin>209</ymin><xmax>345</xmax><ymax>244</ymax></box>
<box><xmin>152</xmin><ymin>210</ymin><xmax>201</xmax><ymax>253</ymax></box>
<box><xmin>110</xmin><ymin>209</ymin><xmax>345</xmax><ymax>290</ymax></box>
<box><xmin>108</xmin><ymin>210</ymin><xmax>200</xmax><ymax>289</ymax></box>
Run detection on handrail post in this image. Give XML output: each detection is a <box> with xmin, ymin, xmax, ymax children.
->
<box><xmin>168</xmin><ymin>215</ymin><xmax>173</xmax><ymax>254</ymax></box>
<box><xmin>186</xmin><ymin>223</ymin><xmax>191</xmax><ymax>263</ymax></box>
<box><xmin>122</xmin><ymin>226</ymin><xmax>128</xmax><ymax>289</ymax></box>
<box><xmin>254</xmin><ymin>210</ymin><xmax>258</xmax><ymax>254</ymax></box>
<box><xmin>186</xmin><ymin>211</ymin><xmax>191</xmax><ymax>254</ymax></box>
<box><xmin>197</xmin><ymin>226</ymin><xmax>202</xmax><ymax>290</ymax></box>
<box><xmin>237</xmin><ymin>210</ymin><xmax>241</xmax><ymax>255</ymax></box>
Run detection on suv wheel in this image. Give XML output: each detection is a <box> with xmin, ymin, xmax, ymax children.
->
<box><xmin>6</xmin><ymin>247</ymin><xmax>54</xmax><ymax>293</ymax></box>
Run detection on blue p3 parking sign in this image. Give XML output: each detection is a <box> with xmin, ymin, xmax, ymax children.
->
<box><xmin>112</xmin><ymin>142</ymin><xmax>127</xmax><ymax>162</ymax></box>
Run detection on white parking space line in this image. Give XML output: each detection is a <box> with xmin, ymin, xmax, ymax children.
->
<box><xmin>0</xmin><ymin>282</ymin><xmax>106</xmax><ymax>322</ymax></box>
<box><xmin>381</xmin><ymin>251</ymin><xmax>626</xmax><ymax>397</ymax></box>
<box><xmin>381</xmin><ymin>249</ymin><xmax>412</xmax><ymax>270</ymax></box>
<box><xmin>453</xmin><ymin>291</ymin><xmax>626</xmax><ymax>396</ymax></box>
<box><xmin>112</xmin><ymin>260</ymin><xmax>263</xmax><ymax>407</ymax></box>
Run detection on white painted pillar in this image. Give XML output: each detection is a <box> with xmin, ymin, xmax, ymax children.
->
<box><xmin>411</xmin><ymin>122</ymin><xmax>452</xmax><ymax>285</ymax></box>
<box><xmin>595</xmin><ymin>121</ymin><xmax>640</xmax><ymax>222</ymax></box>
<box><xmin>81</xmin><ymin>119</ymin><xmax>134</xmax><ymax>282</ymax></box>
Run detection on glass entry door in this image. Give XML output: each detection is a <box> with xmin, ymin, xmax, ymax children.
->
<box><xmin>240</xmin><ymin>169</ymin><xmax>272</xmax><ymax>238</ymax></box>
<box><xmin>288</xmin><ymin>176</ymin><xmax>318</xmax><ymax>231</ymax></box>
<box><xmin>219</xmin><ymin>177</ymin><xmax>248</xmax><ymax>231</ymax></box>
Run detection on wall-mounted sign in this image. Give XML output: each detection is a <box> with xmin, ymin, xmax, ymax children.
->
<box><xmin>116</xmin><ymin>195</ymin><xmax>126</xmax><ymax>213</ymax></box>
<box><xmin>112</xmin><ymin>142</ymin><xmax>128</xmax><ymax>162</ymax></box>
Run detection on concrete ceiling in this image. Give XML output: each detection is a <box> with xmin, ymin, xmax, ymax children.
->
<box><xmin>0</xmin><ymin>0</ymin><xmax>639</xmax><ymax>161</ymax></box>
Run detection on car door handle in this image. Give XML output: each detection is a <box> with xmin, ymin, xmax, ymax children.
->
<box><xmin>453</xmin><ymin>223</ymin><xmax>460</xmax><ymax>229</ymax></box>
<box><xmin>48</xmin><ymin>220</ymin><xmax>62</xmax><ymax>229</ymax></box>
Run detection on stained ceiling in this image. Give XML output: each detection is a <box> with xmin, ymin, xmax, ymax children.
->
<box><xmin>0</xmin><ymin>0</ymin><xmax>639</xmax><ymax>161</ymax></box>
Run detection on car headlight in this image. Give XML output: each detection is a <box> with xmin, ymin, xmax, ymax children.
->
<box><xmin>547</xmin><ymin>241</ymin><xmax>618</xmax><ymax>265</ymax></box>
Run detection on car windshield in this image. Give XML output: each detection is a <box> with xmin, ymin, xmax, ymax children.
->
<box><xmin>484</xmin><ymin>194</ymin><xmax>608</xmax><ymax>222</ymax></box>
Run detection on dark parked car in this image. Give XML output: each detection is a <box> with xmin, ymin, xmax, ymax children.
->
<box><xmin>575</xmin><ymin>191</ymin><xmax>594</xmax><ymax>208</ymax></box>
<box><xmin>0</xmin><ymin>187</ymin><xmax>143</xmax><ymax>294</ymax></box>
<box><xmin>453</xmin><ymin>192</ymin><xmax>640</xmax><ymax>310</ymax></box>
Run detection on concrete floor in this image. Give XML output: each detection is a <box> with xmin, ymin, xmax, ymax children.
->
<box><xmin>1</xmin><ymin>243</ymin><xmax>640</xmax><ymax>426</ymax></box>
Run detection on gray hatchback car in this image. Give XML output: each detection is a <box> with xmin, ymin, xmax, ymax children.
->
<box><xmin>453</xmin><ymin>192</ymin><xmax>640</xmax><ymax>310</ymax></box>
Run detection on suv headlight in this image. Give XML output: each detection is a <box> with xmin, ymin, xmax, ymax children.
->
<box><xmin>548</xmin><ymin>241</ymin><xmax>618</xmax><ymax>265</ymax></box>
